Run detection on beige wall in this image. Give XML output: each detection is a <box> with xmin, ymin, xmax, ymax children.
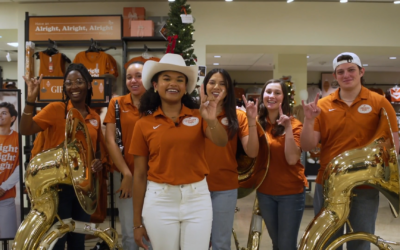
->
<box><xmin>0</xmin><ymin>61</ymin><xmax>18</xmax><ymax>80</ymax></box>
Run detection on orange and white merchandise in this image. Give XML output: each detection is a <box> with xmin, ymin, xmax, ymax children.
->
<box><xmin>123</xmin><ymin>7</ymin><xmax>146</xmax><ymax>37</ymax></box>
<box><xmin>130</xmin><ymin>20</ymin><xmax>154</xmax><ymax>37</ymax></box>
<box><xmin>0</xmin><ymin>130</ymin><xmax>19</xmax><ymax>201</ymax></box>
<box><xmin>73</xmin><ymin>51</ymin><xmax>118</xmax><ymax>78</ymax></box>
<box><xmin>390</xmin><ymin>86</ymin><xmax>400</xmax><ymax>102</ymax></box>
<box><xmin>38</xmin><ymin>52</ymin><xmax>66</xmax><ymax>77</ymax></box>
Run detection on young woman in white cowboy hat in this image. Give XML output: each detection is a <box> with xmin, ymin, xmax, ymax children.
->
<box><xmin>129</xmin><ymin>53</ymin><xmax>228</xmax><ymax>250</ymax></box>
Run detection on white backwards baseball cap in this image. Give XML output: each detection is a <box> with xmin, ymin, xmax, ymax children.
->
<box><xmin>332</xmin><ymin>52</ymin><xmax>362</xmax><ymax>70</ymax></box>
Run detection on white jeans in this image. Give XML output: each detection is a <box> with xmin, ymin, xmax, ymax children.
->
<box><xmin>143</xmin><ymin>178</ymin><xmax>212</xmax><ymax>250</ymax></box>
<box><xmin>0</xmin><ymin>198</ymin><xmax>17</xmax><ymax>239</ymax></box>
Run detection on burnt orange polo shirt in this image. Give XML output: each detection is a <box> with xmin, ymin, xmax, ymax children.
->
<box><xmin>314</xmin><ymin>86</ymin><xmax>398</xmax><ymax>185</ymax></box>
<box><xmin>33</xmin><ymin>101</ymin><xmax>100</xmax><ymax>152</ymax></box>
<box><xmin>258</xmin><ymin>117</ymin><xmax>307</xmax><ymax>196</ymax></box>
<box><xmin>104</xmin><ymin>94</ymin><xmax>140</xmax><ymax>174</ymax></box>
<box><xmin>38</xmin><ymin>52</ymin><xmax>65</xmax><ymax>77</ymax></box>
<box><xmin>73</xmin><ymin>51</ymin><xmax>118</xmax><ymax>78</ymax></box>
<box><xmin>129</xmin><ymin>105</ymin><xmax>209</xmax><ymax>185</ymax></box>
<box><xmin>0</xmin><ymin>130</ymin><xmax>19</xmax><ymax>201</ymax></box>
<box><xmin>205</xmin><ymin>109</ymin><xmax>249</xmax><ymax>191</ymax></box>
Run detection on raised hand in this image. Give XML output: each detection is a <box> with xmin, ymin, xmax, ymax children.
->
<box><xmin>22</xmin><ymin>74</ymin><xmax>43</xmax><ymax>102</ymax></box>
<box><xmin>242</xmin><ymin>95</ymin><xmax>258</xmax><ymax>119</ymax></box>
<box><xmin>276</xmin><ymin>103</ymin><xmax>291</xmax><ymax>128</ymax></box>
<box><xmin>199</xmin><ymin>84</ymin><xmax>224</xmax><ymax>122</ymax></box>
<box><xmin>301</xmin><ymin>93</ymin><xmax>321</xmax><ymax>120</ymax></box>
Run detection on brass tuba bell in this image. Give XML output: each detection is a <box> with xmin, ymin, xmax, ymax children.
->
<box><xmin>298</xmin><ymin>108</ymin><xmax>400</xmax><ymax>250</ymax></box>
<box><xmin>232</xmin><ymin>121</ymin><xmax>270</xmax><ymax>250</ymax></box>
<box><xmin>13</xmin><ymin>108</ymin><xmax>121</xmax><ymax>250</ymax></box>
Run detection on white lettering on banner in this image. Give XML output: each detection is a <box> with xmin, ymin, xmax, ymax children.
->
<box><xmin>51</xmin><ymin>86</ymin><xmax>63</xmax><ymax>93</ymax></box>
<box><xmin>89</xmin><ymin>25</ymin><xmax>113</xmax><ymax>32</ymax></box>
<box><xmin>0</xmin><ymin>162</ymin><xmax>14</xmax><ymax>171</ymax></box>
<box><xmin>87</xmin><ymin>68</ymin><xmax>100</xmax><ymax>77</ymax></box>
<box><xmin>35</xmin><ymin>26</ymin><xmax>61</xmax><ymax>32</ymax></box>
<box><xmin>62</xmin><ymin>26</ymin><xmax>88</xmax><ymax>32</ymax></box>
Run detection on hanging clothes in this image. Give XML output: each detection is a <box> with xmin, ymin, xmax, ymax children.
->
<box><xmin>390</xmin><ymin>85</ymin><xmax>400</xmax><ymax>102</ymax></box>
<box><xmin>38</xmin><ymin>52</ymin><xmax>67</xmax><ymax>77</ymax></box>
<box><xmin>124</xmin><ymin>56</ymin><xmax>160</xmax><ymax>69</ymax></box>
<box><xmin>73</xmin><ymin>51</ymin><xmax>118</xmax><ymax>78</ymax></box>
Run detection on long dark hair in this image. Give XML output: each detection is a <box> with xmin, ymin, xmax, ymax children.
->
<box><xmin>203</xmin><ymin>68</ymin><xmax>238</xmax><ymax>140</ymax></box>
<box><xmin>258</xmin><ymin>79</ymin><xmax>291</xmax><ymax>137</ymax></box>
<box><xmin>62</xmin><ymin>63</ymin><xmax>93</xmax><ymax>116</ymax></box>
<box><xmin>139</xmin><ymin>71</ymin><xmax>199</xmax><ymax>115</ymax></box>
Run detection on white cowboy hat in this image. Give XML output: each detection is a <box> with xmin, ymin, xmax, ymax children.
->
<box><xmin>142</xmin><ymin>53</ymin><xmax>198</xmax><ymax>94</ymax></box>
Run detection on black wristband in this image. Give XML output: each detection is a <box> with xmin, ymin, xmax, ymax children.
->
<box><xmin>25</xmin><ymin>101</ymin><xmax>36</xmax><ymax>106</ymax></box>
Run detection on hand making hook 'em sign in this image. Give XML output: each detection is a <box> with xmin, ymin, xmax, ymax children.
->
<box><xmin>242</xmin><ymin>94</ymin><xmax>258</xmax><ymax>120</ymax></box>
<box><xmin>199</xmin><ymin>83</ymin><xmax>224</xmax><ymax>122</ymax></box>
<box><xmin>276</xmin><ymin>103</ymin><xmax>291</xmax><ymax>128</ymax></box>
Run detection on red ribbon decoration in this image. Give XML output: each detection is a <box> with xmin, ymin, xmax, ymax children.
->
<box><xmin>181</xmin><ymin>6</ymin><xmax>187</xmax><ymax>15</ymax></box>
<box><xmin>166</xmin><ymin>35</ymin><xmax>178</xmax><ymax>53</ymax></box>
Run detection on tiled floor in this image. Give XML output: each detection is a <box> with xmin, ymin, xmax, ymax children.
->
<box><xmin>3</xmin><ymin>185</ymin><xmax>400</xmax><ymax>250</ymax></box>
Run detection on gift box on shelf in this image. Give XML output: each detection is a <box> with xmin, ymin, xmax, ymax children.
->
<box><xmin>146</xmin><ymin>16</ymin><xmax>168</xmax><ymax>39</ymax></box>
<box><xmin>130</xmin><ymin>20</ymin><xmax>154</xmax><ymax>37</ymax></box>
<box><xmin>123</xmin><ymin>7</ymin><xmax>146</xmax><ymax>37</ymax></box>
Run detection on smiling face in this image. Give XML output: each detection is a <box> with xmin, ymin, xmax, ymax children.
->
<box><xmin>334</xmin><ymin>63</ymin><xmax>364</xmax><ymax>91</ymax></box>
<box><xmin>126</xmin><ymin>63</ymin><xmax>145</xmax><ymax>97</ymax></box>
<box><xmin>153</xmin><ymin>71</ymin><xmax>187</xmax><ymax>104</ymax></box>
<box><xmin>0</xmin><ymin>107</ymin><xmax>15</xmax><ymax>128</ymax></box>
<box><xmin>205</xmin><ymin>72</ymin><xmax>227</xmax><ymax>102</ymax></box>
<box><xmin>263</xmin><ymin>83</ymin><xmax>284</xmax><ymax>111</ymax></box>
<box><xmin>64</xmin><ymin>70</ymin><xmax>89</xmax><ymax>104</ymax></box>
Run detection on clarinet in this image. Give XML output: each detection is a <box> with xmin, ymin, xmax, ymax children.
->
<box><xmin>115</xmin><ymin>100</ymin><xmax>124</xmax><ymax>156</ymax></box>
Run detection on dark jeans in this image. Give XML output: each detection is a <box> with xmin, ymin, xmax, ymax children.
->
<box><xmin>53</xmin><ymin>184</ymin><xmax>91</xmax><ymax>250</ymax></box>
<box><xmin>257</xmin><ymin>190</ymin><xmax>305</xmax><ymax>250</ymax></box>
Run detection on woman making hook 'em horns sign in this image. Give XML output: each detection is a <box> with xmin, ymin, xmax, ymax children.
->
<box><xmin>129</xmin><ymin>54</ymin><xmax>228</xmax><ymax>250</ymax></box>
<box><xmin>202</xmin><ymin>68</ymin><xmax>259</xmax><ymax>250</ymax></box>
<box><xmin>256</xmin><ymin>79</ymin><xmax>307</xmax><ymax>250</ymax></box>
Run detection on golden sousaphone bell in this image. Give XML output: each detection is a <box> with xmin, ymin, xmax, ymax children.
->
<box><xmin>232</xmin><ymin>121</ymin><xmax>270</xmax><ymax>250</ymax></box>
<box><xmin>13</xmin><ymin>108</ymin><xmax>120</xmax><ymax>250</ymax></box>
<box><xmin>298</xmin><ymin>108</ymin><xmax>400</xmax><ymax>250</ymax></box>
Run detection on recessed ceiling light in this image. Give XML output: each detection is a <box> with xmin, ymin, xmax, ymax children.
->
<box><xmin>226</xmin><ymin>0</ymin><xmax>233</xmax><ymax>1</ymax></box>
<box><xmin>394</xmin><ymin>1</ymin><xmax>400</xmax><ymax>3</ymax></box>
<box><xmin>340</xmin><ymin>0</ymin><xmax>348</xmax><ymax>2</ymax></box>
<box><xmin>287</xmin><ymin>0</ymin><xmax>294</xmax><ymax>2</ymax></box>
<box><xmin>214</xmin><ymin>55</ymin><xmax>221</xmax><ymax>58</ymax></box>
<box><xmin>7</xmin><ymin>43</ymin><xmax>18</xmax><ymax>47</ymax></box>
<box><xmin>168</xmin><ymin>0</ymin><xmax>175</xmax><ymax>2</ymax></box>
<box><xmin>390</xmin><ymin>57</ymin><xmax>397</xmax><ymax>59</ymax></box>
<box><xmin>363</xmin><ymin>64</ymin><xmax>368</xmax><ymax>67</ymax></box>
<box><xmin>213</xmin><ymin>63</ymin><xmax>220</xmax><ymax>66</ymax></box>
<box><xmin>307</xmin><ymin>56</ymin><xmax>310</xmax><ymax>58</ymax></box>
<box><xmin>0</xmin><ymin>36</ymin><xmax>2</xmax><ymax>38</ymax></box>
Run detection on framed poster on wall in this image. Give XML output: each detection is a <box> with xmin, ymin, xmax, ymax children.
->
<box><xmin>0</xmin><ymin>89</ymin><xmax>22</xmax><ymax>240</ymax></box>
<box><xmin>320</xmin><ymin>73</ymin><xmax>339</xmax><ymax>98</ymax></box>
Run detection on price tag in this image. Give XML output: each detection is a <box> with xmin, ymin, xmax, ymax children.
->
<box><xmin>180</xmin><ymin>14</ymin><xmax>193</xmax><ymax>24</ymax></box>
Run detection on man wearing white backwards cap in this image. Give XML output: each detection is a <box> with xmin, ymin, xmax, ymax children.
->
<box><xmin>300</xmin><ymin>52</ymin><xmax>399</xmax><ymax>250</ymax></box>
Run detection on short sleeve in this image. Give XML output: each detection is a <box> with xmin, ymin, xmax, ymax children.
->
<box><xmin>291</xmin><ymin>118</ymin><xmax>303</xmax><ymax>148</ymax></box>
<box><xmin>33</xmin><ymin>103</ymin><xmax>58</xmax><ymax>131</ymax></box>
<box><xmin>129</xmin><ymin>121</ymin><xmax>149</xmax><ymax>156</ymax></box>
<box><xmin>103</xmin><ymin>98</ymin><xmax>117</xmax><ymax>124</ymax></box>
<box><xmin>381</xmin><ymin>97</ymin><xmax>399</xmax><ymax>132</ymax></box>
<box><xmin>237</xmin><ymin>111</ymin><xmax>249</xmax><ymax>138</ymax></box>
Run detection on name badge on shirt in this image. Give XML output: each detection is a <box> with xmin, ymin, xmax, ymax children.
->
<box><xmin>221</xmin><ymin>117</ymin><xmax>229</xmax><ymax>126</ymax></box>
<box><xmin>182</xmin><ymin>117</ymin><xmax>199</xmax><ymax>127</ymax></box>
<box><xmin>89</xmin><ymin>119</ymin><xmax>99</xmax><ymax>127</ymax></box>
<box><xmin>358</xmin><ymin>104</ymin><xmax>372</xmax><ymax>114</ymax></box>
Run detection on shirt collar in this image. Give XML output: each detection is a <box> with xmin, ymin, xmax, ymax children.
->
<box><xmin>153</xmin><ymin>104</ymin><xmax>194</xmax><ymax>118</ymax></box>
<box><xmin>332</xmin><ymin>86</ymin><xmax>369</xmax><ymax>102</ymax></box>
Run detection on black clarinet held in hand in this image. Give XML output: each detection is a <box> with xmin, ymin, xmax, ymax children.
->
<box><xmin>115</xmin><ymin>100</ymin><xmax>124</xmax><ymax>156</ymax></box>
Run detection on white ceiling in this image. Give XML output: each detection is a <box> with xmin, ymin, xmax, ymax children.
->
<box><xmin>0</xmin><ymin>29</ymin><xmax>18</xmax><ymax>62</ymax></box>
<box><xmin>206</xmin><ymin>53</ymin><xmax>400</xmax><ymax>72</ymax></box>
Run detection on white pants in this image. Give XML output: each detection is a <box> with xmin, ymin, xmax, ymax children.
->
<box><xmin>0</xmin><ymin>198</ymin><xmax>17</xmax><ymax>239</ymax></box>
<box><xmin>143</xmin><ymin>178</ymin><xmax>212</xmax><ymax>250</ymax></box>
